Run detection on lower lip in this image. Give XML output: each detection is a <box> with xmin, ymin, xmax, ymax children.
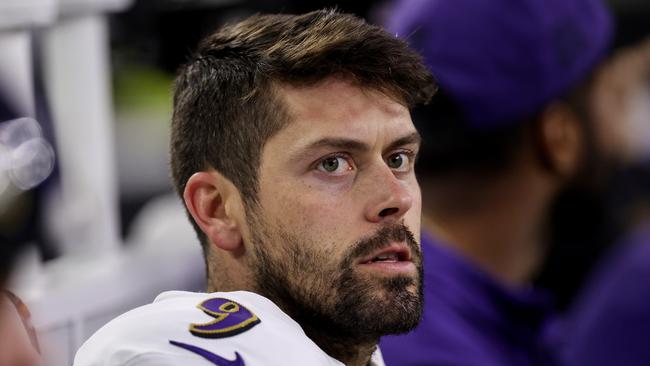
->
<box><xmin>357</xmin><ymin>261</ymin><xmax>417</xmax><ymax>275</ymax></box>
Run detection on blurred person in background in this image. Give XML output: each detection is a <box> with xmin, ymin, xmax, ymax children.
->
<box><xmin>380</xmin><ymin>0</ymin><xmax>615</xmax><ymax>365</ymax></box>
<box><xmin>559</xmin><ymin>37</ymin><xmax>650</xmax><ymax>366</ymax></box>
<box><xmin>534</xmin><ymin>0</ymin><xmax>650</xmax><ymax>311</ymax></box>
<box><xmin>74</xmin><ymin>9</ymin><xmax>435</xmax><ymax>366</ymax></box>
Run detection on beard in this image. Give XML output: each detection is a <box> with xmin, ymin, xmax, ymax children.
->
<box><xmin>246</xmin><ymin>209</ymin><xmax>423</xmax><ymax>342</ymax></box>
<box><xmin>534</xmin><ymin>120</ymin><xmax>625</xmax><ymax>309</ymax></box>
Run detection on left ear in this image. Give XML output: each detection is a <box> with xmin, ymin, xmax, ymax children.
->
<box><xmin>183</xmin><ymin>170</ymin><xmax>244</xmax><ymax>252</ymax></box>
<box><xmin>536</xmin><ymin>102</ymin><xmax>584</xmax><ymax>178</ymax></box>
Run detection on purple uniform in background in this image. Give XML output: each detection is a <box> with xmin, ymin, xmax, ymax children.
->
<box><xmin>385</xmin><ymin>0</ymin><xmax>611</xmax><ymax>128</ymax></box>
<box><xmin>380</xmin><ymin>233</ymin><xmax>559</xmax><ymax>366</ymax></box>
<box><xmin>561</xmin><ymin>225</ymin><xmax>650</xmax><ymax>366</ymax></box>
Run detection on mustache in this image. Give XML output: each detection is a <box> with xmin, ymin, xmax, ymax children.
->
<box><xmin>345</xmin><ymin>223</ymin><xmax>420</xmax><ymax>264</ymax></box>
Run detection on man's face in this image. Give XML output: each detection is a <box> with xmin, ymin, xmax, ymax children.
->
<box><xmin>243</xmin><ymin>78</ymin><xmax>423</xmax><ymax>340</ymax></box>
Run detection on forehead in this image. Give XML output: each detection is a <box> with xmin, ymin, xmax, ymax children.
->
<box><xmin>271</xmin><ymin>78</ymin><xmax>415</xmax><ymax>146</ymax></box>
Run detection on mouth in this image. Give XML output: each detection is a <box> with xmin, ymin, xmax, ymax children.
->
<box><xmin>357</xmin><ymin>242</ymin><xmax>416</xmax><ymax>275</ymax></box>
<box><xmin>359</xmin><ymin>243</ymin><xmax>412</xmax><ymax>264</ymax></box>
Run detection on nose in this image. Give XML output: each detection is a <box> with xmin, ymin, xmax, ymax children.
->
<box><xmin>363</xmin><ymin>165</ymin><xmax>414</xmax><ymax>223</ymax></box>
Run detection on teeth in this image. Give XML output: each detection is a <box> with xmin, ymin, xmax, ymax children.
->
<box><xmin>373</xmin><ymin>253</ymin><xmax>398</xmax><ymax>262</ymax></box>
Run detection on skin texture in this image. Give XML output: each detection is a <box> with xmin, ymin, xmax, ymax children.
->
<box><xmin>184</xmin><ymin>77</ymin><xmax>423</xmax><ymax>366</ymax></box>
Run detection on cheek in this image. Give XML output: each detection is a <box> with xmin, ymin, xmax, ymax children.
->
<box><xmin>405</xmin><ymin>180</ymin><xmax>422</xmax><ymax>232</ymax></box>
<box><xmin>266</xmin><ymin>177</ymin><xmax>352</xmax><ymax>226</ymax></box>
<box><xmin>265</xmin><ymin>186</ymin><xmax>356</xmax><ymax>255</ymax></box>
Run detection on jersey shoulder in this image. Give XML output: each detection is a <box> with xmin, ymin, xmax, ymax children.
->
<box><xmin>73</xmin><ymin>291</ymin><xmax>341</xmax><ymax>366</ymax></box>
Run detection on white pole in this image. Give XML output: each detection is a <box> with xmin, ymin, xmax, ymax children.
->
<box><xmin>42</xmin><ymin>14</ymin><xmax>120</xmax><ymax>257</ymax></box>
<box><xmin>0</xmin><ymin>31</ymin><xmax>35</xmax><ymax>118</ymax></box>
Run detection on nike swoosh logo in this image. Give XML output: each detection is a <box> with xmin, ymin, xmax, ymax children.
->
<box><xmin>169</xmin><ymin>340</ymin><xmax>245</xmax><ymax>366</ymax></box>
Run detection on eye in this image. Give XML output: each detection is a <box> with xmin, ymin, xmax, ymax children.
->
<box><xmin>386</xmin><ymin>152</ymin><xmax>411</xmax><ymax>172</ymax></box>
<box><xmin>317</xmin><ymin>156</ymin><xmax>353</xmax><ymax>174</ymax></box>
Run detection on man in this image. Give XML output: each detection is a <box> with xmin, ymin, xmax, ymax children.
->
<box><xmin>559</xmin><ymin>36</ymin><xmax>650</xmax><ymax>366</ymax></box>
<box><xmin>74</xmin><ymin>9</ymin><xmax>435</xmax><ymax>366</ymax></box>
<box><xmin>380</xmin><ymin>0</ymin><xmax>613</xmax><ymax>365</ymax></box>
<box><xmin>535</xmin><ymin>19</ymin><xmax>650</xmax><ymax>310</ymax></box>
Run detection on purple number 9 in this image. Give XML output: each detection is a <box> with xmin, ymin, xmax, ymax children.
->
<box><xmin>189</xmin><ymin>298</ymin><xmax>261</xmax><ymax>339</ymax></box>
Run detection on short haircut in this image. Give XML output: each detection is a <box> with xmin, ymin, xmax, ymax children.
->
<box><xmin>170</xmin><ymin>9</ymin><xmax>436</xmax><ymax>252</ymax></box>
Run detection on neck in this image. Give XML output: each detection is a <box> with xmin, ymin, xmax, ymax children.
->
<box><xmin>206</xmin><ymin>248</ymin><xmax>257</xmax><ymax>293</ymax></box>
<box><xmin>267</xmin><ymin>293</ymin><xmax>379</xmax><ymax>366</ymax></box>
<box><xmin>207</xmin><ymin>253</ymin><xmax>378</xmax><ymax>366</ymax></box>
<box><xmin>302</xmin><ymin>326</ymin><xmax>378</xmax><ymax>366</ymax></box>
<box><xmin>421</xmin><ymin>166</ymin><xmax>555</xmax><ymax>286</ymax></box>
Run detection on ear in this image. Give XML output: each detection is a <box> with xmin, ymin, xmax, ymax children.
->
<box><xmin>183</xmin><ymin>171</ymin><xmax>243</xmax><ymax>252</ymax></box>
<box><xmin>536</xmin><ymin>103</ymin><xmax>584</xmax><ymax>178</ymax></box>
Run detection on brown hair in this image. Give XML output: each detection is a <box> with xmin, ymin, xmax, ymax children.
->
<box><xmin>170</xmin><ymin>9</ymin><xmax>436</xmax><ymax>252</ymax></box>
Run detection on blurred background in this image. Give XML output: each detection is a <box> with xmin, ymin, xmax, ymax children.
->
<box><xmin>0</xmin><ymin>0</ymin><xmax>648</xmax><ymax>364</ymax></box>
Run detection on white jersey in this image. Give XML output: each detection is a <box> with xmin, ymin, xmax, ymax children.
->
<box><xmin>74</xmin><ymin>291</ymin><xmax>386</xmax><ymax>366</ymax></box>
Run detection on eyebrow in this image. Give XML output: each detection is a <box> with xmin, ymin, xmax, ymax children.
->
<box><xmin>385</xmin><ymin>131</ymin><xmax>422</xmax><ymax>152</ymax></box>
<box><xmin>294</xmin><ymin>131</ymin><xmax>422</xmax><ymax>158</ymax></box>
